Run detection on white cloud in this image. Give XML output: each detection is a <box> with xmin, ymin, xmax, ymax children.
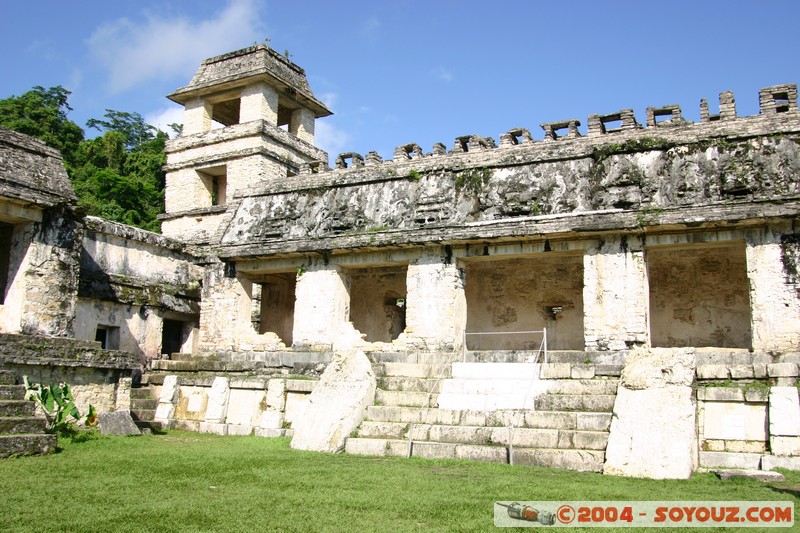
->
<box><xmin>319</xmin><ymin>92</ymin><xmax>338</xmax><ymax>110</ymax></box>
<box><xmin>87</xmin><ymin>0</ymin><xmax>265</xmax><ymax>93</ymax></box>
<box><xmin>144</xmin><ymin>105</ymin><xmax>184</xmax><ymax>135</ymax></box>
<box><xmin>431</xmin><ymin>66</ymin><xmax>454</xmax><ymax>82</ymax></box>
<box><xmin>314</xmin><ymin>120</ymin><xmax>352</xmax><ymax>159</ymax></box>
<box><xmin>361</xmin><ymin>16</ymin><xmax>381</xmax><ymax>38</ymax></box>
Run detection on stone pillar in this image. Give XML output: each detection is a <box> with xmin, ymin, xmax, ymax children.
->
<box><xmin>240</xmin><ymin>83</ymin><xmax>279</xmax><ymax>125</ymax></box>
<box><xmin>289</xmin><ymin>107</ymin><xmax>315</xmax><ymax>144</ymax></box>
<box><xmin>197</xmin><ymin>262</ymin><xmax>254</xmax><ymax>353</ymax></box>
<box><xmin>260</xmin><ymin>378</ymin><xmax>286</xmax><ymax>429</ymax></box>
<box><xmin>154</xmin><ymin>375</ymin><xmax>179</xmax><ymax>424</ymax></box>
<box><xmin>114</xmin><ymin>377</ymin><xmax>132</xmax><ymax>411</ymax></box>
<box><xmin>200</xmin><ymin>376</ymin><xmax>230</xmax><ymax>435</ymax></box>
<box><xmin>401</xmin><ymin>251</ymin><xmax>466</xmax><ymax>351</ymax></box>
<box><xmin>20</xmin><ymin>207</ymin><xmax>81</xmax><ymax>337</ymax></box>
<box><xmin>292</xmin><ymin>264</ymin><xmax>362</xmax><ymax>349</ymax></box>
<box><xmin>769</xmin><ymin>386</ymin><xmax>800</xmax><ymax>456</ymax></box>
<box><xmin>746</xmin><ymin>237</ymin><xmax>800</xmax><ymax>353</ymax></box>
<box><xmin>183</xmin><ymin>98</ymin><xmax>212</xmax><ymax>135</ymax></box>
<box><xmin>582</xmin><ymin>237</ymin><xmax>649</xmax><ymax>350</ymax></box>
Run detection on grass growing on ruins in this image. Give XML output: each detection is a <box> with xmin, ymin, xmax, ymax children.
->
<box><xmin>0</xmin><ymin>431</ymin><xmax>798</xmax><ymax>532</ymax></box>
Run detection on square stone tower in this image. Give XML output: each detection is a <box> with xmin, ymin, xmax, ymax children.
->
<box><xmin>160</xmin><ymin>45</ymin><xmax>332</xmax><ymax>243</ymax></box>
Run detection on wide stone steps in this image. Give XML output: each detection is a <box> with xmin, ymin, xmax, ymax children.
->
<box><xmin>344</xmin><ymin>438</ymin><xmax>604</xmax><ymax>472</ymax></box>
<box><xmin>0</xmin><ymin>371</ymin><xmax>56</xmax><ymax>458</ymax></box>
<box><xmin>374</xmin><ymin>363</ymin><xmax>452</xmax><ymax>378</ymax></box>
<box><xmin>356</xmin><ymin>421</ymin><xmax>609</xmax><ymax>450</ymax></box>
<box><xmin>0</xmin><ymin>416</ymin><xmax>47</xmax><ymax>434</ymax></box>
<box><xmin>349</xmin><ymin>362</ymin><xmax>617</xmax><ymax>472</ymax></box>
<box><xmin>0</xmin><ymin>400</ymin><xmax>35</xmax><ymax>417</ymax></box>
<box><xmin>129</xmin><ymin>386</ymin><xmax>164</xmax><ymax>432</ymax></box>
<box><xmin>363</xmin><ymin>406</ymin><xmax>610</xmax><ymax>430</ymax></box>
<box><xmin>0</xmin><ymin>434</ymin><xmax>56</xmax><ymax>458</ymax></box>
<box><xmin>0</xmin><ymin>385</ymin><xmax>25</xmax><ymax>400</ymax></box>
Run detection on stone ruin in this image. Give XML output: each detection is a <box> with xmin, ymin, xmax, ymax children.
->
<box><xmin>1</xmin><ymin>44</ymin><xmax>800</xmax><ymax>478</ymax></box>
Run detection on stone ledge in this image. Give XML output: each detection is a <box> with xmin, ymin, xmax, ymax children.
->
<box><xmin>762</xmin><ymin>454</ymin><xmax>800</xmax><ymax>471</ymax></box>
<box><xmin>699</xmin><ymin>451</ymin><xmax>762</xmax><ymax>470</ymax></box>
<box><xmin>0</xmin><ymin>333</ymin><xmax>137</xmax><ymax>370</ymax></box>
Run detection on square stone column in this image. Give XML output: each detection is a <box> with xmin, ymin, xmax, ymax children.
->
<box><xmin>197</xmin><ymin>263</ymin><xmax>254</xmax><ymax>352</ymax></box>
<box><xmin>289</xmin><ymin>107</ymin><xmax>315</xmax><ymax>144</ymax></box>
<box><xmin>747</xmin><ymin>237</ymin><xmax>800</xmax><ymax>353</ymax></box>
<box><xmin>182</xmin><ymin>98</ymin><xmax>212</xmax><ymax>135</ymax></box>
<box><xmin>582</xmin><ymin>237</ymin><xmax>649</xmax><ymax>350</ymax></box>
<box><xmin>240</xmin><ymin>83</ymin><xmax>279</xmax><ymax>125</ymax></box>
<box><xmin>401</xmin><ymin>252</ymin><xmax>466</xmax><ymax>351</ymax></box>
<box><xmin>293</xmin><ymin>264</ymin><xmax>362</xmax><ymax>349</ymax></box>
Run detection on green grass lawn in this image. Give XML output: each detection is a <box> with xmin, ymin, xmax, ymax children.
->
<box><xmin>0</xmin><ymin>431</ymin><xmax>797</xmax><ymax>532</ymax></box>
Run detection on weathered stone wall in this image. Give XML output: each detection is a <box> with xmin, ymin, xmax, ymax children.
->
<box><xmin>149</xmin><ymin>373</ymin><xmax>314</xmax><ymax>437</ymax></box>
<box><xmin>0</xmin><ymin>333</ymin><xmax>136</xmax><ymax>414</ymax></box>
<box><xmin>77</xmin><ymin>217</ymin><xmax>202</xmax><ymax>360</ymax></box>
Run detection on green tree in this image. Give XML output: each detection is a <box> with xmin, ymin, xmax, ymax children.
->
<box><xmin>0</xmin><ymin>86</ymin><xmax>84</xmax><ymax>165</ymax></box>
<box><xmin>0</xmin><ymin>87</ymin><xmax>166</xmax><ymax>232</ymax></box>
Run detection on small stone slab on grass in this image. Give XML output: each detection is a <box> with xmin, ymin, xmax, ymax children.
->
<box><xmin>712</xmin><ymin>469</ymin><xmax>785</xmax><ymax>483</ymax></box>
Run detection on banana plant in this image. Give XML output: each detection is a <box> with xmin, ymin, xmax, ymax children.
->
<box><xmin>22</xmin><ymin>376</ymin><xmax>84</xmax><ymax>434</ymax></box>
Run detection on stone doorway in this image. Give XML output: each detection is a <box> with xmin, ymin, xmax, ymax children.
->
<box><xmin>253</xmin><ymin>273</ymin><xmax>297</xmax><ymax>346</ymax></box>
<box><xmin>462</xmin><ymin>254</ymin><xmax>584</xmax><ymax>351</ymax></box>
<box><xmin>347</xmin><ymin>265</ymin><xmax>408</xmax><ymax>343</ymax></box>
<box><xmin>647</xmin><ymin>243</ymin><xmax>752</xmax><ymax>349</ymax></box>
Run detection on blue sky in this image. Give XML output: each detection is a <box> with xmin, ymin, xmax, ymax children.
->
<box><xmin>2</xmin><ymin>1</ymin><xmax>799</xmax><ymax>164</ymax></box>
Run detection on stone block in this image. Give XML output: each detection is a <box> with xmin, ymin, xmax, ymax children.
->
<box><xmin>605</xmin><ymin>386</ymin><xmax>696</xmax><ymax>479</ymax></box>
<box><xmin>770</xmin><ymin>436</ymin><xmax>800</xmax><ymax>456</ymax></box>
<box><xmin>577</xmin><ymin>412</ymin><xmax>612</xmax><ymax>431</ymax></box>
<box><xmin>725</xmin><ymin>440</ymin><xmax>768</xmax><ymax>454</ymax></box>
<box><xmin>198</xmin><ymin>422</ymin><xmax>228</xmax><ymax>435</ymax></box>
<box><xmin>744</xmin><ymin>388</ymin><xmax>769</xmax><ymax>403</ymax></box>
<box><xmin>285</xmin><ymin>379</ymin><xmax>316</xmax><ymax>393</ymax></box>
<box><xmin>696</xmin><ymin>365</ymin><xmax>730</xmax><ymax>380</ymax></box>
<box><xmin>291</xmin><ymin>351</ymin><xmax>376</xmax><ymax>453</ymax></box>
<box><xmin>284</xmin><ymin>392</ymin><xmax>309</xmax><ymax>424</ymax></box>
<box><xmin>227</xmin><ymin>424</ymin><xmax>255</xmax><ymax>436</ymax></box>
<box><xmin>699</xmin><ymin>451</ymin><xmax>761</xmax><ymax>469</ymax></box>
<box><xmin>259</xmin><ymin>410</ymin><xmax>283</xmax><ymax>429</ymax></box>
<box><xmin>767</xmin><ymin>363</ymin><xmax>798</xmax><ymax>378</ymax></box>
<box><xmin>571</xmin><ymin>365</ymin><xmax>595</xmax><ymax>379</ymax></box>
<box><xmin>204</xmin><ymin>377</ymin><xmax>229</xmax><ymax>423</ymax></box>
<box><xmin>255</xmin><ymin>428</ymin><xmax>289</xmax><ymax>438</ymax></box>
<box><xmin>697</xmin><ymin>387</ymin><xmax>744</xmax><ymax>402</ymax></box>
<box><xmin>769</xmin><ymin>386</ymin><xmax>800</xmax><ymax>436</ymax></box>
<box><xmin>701</xmin><ymin>402</ymin><xmax>767</xmax><ymax>441</ymax></box>
<box><xmin>729</xmin><ymin>365</ymin><xmax>755</xmax><ymax>379</ymax></box>
<box><xmin>265</xmin><ymin>379</ymin><xmax>285</xmax><ymax>410</ymax></box>
<box><xmin>98</xmin><ymin>411</ymin><xmax>141</xmax><ymax>436</ymax></box>
<box><xmin>753</xmin><ymin>364</ymin><xmax>768</xmax><ymax>379</ymax></box>
<box><xmin>574</xmin><ymin>431</ymin><xmax>609</xmax><ymax>450</ymax></box>
<box><xmin>762</xmin><ymin>454</ymin><xmax>800</xmax><ymax>471</ymax></box>
<box><xmin>539</xmin><ymin>363</ymin><xmax>571</xmax><ymax>379</ymax></box>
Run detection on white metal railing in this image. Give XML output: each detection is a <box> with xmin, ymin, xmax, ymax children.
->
<box><xmin>405</xmin><ymin>328</ymin><xmax>548</xmax><ymax>464</ymax></box>
<box><xmin>461</xmin><ymin>328</ymin><xmax>548</xmax><ymax>466</ymax></box>
<box><xmin>461</xmin><ymin>328</ymin><xmax>547</xmax><ymax>364</ymax></box>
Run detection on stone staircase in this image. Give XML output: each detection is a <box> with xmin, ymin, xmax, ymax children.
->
<box><xmin>345</xmin><ymin>352</ymin><xmax>621</xmax><ymax>472</ymax></box>
<box><xmin>0</xmin><ymin>371</ymin><xmax>56</xmax><ymax>458</ymax></box>
<box><xmin>129</xmin><ymin>380</ymin><xmax>163</xmax><ymax>432</ymax></box>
